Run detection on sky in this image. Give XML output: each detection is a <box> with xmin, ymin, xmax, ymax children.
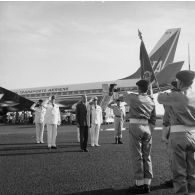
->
<box><xmin>1</xmin><ymin>1</ymin><xmax>195</xmax><ymax>90</ymax></box>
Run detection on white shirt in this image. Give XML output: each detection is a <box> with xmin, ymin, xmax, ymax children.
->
<box><xmin>91</xmin><ymin>105</ymin><xmax>103</xmax><ymax>125</ymax></box>
<box><xmin>44</xmin><ymin>102</ymin><xmax>61</xmax><ymax>125</ymax></box>
<box><xmin>30</xmin><ymin>103</ymin><xmax>46</xmax><ymax>123</ymax></box>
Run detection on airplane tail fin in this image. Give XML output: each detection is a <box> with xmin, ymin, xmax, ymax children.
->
<box><xmin>121</xmin><ymin>28</ymin><xmax>181</xmax><ymax>80</ymax></box>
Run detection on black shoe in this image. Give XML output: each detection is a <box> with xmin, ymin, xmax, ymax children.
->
<box><xmin>51</xmin><ymin>146</ymin><xmax>57</xmax><ymax>149</ymax></box>
<box><xmin>164</xmin><ymin>179</ymin><xmax>173</xmax><ymax>188</ymax></box>
<box><xmin>143</xmin><ymin>184</ymin><xmax>150</xmax><ymax>193</ymax></box>
<box><xmin>80</xmin><ymin>149</ymin><xmax>84</xmax><ymax>152</ymax></box>
<box><xmin>84</xmin><ymin>149</ymin><xmax>89</xmax><ymax>152</ymax></box>
<box><xmin>115</xmin><ymin>138</ymin><xmax>118</xmax><ymax>144</ymax></box>
<box><xmin>127</xmin><ymin>185</ymin><xmax>145</xmax><ymax>194</ymax></box>
<box><xmin>118</xmin><ymin>138</ymin><xmax>123</xmax><ymax>144</ymax></box>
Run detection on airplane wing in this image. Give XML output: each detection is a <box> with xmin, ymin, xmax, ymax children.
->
<box><xmin>0</xmin><ymin>87</ymin><xmax>34</xmax><ymax>113</ymax></box>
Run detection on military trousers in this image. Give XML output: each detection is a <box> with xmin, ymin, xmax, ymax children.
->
<box><xmin>35</xmin><ymin>122</ymin><xmax>44</xmax><ymax>143</ymax></box>
<box><xmin>170</xmin><ymin>131</ymin><xmax>195</xmax><ymax>195</ymax></box>
<box><xmin>114</xmin><ymin>117</ymin><xmax>123</xmax><ymax>138</ymax></box>
<box><xmin>129</xmin><ymin>123</ymin><xmax>153</xmax><ymax>180</ymax></box>
<box><xmin>47</xmin><ymin>124</ymin><xmax>57</xmax><ymax>147</ymax></box>
<box><xmin>90</xmin><ymin>124</ymin><xmax>100</xmax><ymax>146</ymax></box>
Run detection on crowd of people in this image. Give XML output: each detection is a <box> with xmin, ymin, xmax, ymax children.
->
<box><xmin>3</xmin><ymin>69</ymin><xmax>195</xmax><ymax>195</ymax></box>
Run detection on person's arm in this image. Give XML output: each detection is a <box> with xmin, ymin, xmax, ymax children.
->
<box><xmin>57</xmin><ymin>107</ymin><xmax>61</xmax><ymax>126</ymax></box>
<box><xmin>87</xmin><ymin>104</ymin><xmax>91</xmax><ymax>128</ymax></box>
<box><xmin>148</xmin><ymin>107</ymin><xmax>156</xmax><ymax>134</ymax></box>
<box><xmin>161</xmin><ymin>126</ymin><xmax>170</xmax><ymax>144</ymax></box>
<box><xmin>158</xmin><ymin>91</ymin><xmax>188</xmax><ymax>106</ymax></box>
<box><xmin>30</xmin><ymin>102</ymin><xmax>37</xmax><ymax>111</ymax></box>
<box><xmin>107</xmin><ymin>100</ymin><xmax>115</xmax><ymax>109</ymax></box>
<box><xmin>100</xmin><ymin>107</ymin><xmax>103</xmax><ymax>124</ymax></box>
<box><xmin>76</xmin><ymin>104</ymin><xmax>80</xmax><ymax>128</ymax></box>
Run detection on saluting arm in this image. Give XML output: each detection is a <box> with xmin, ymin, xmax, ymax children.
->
<box><xmin>107</xmin><ymin>100</ymin><xmax>115</xmax><ymax>109</ymax></box>
<box><xmin>30</xmin><ymin>103</ymin><xmax>37</xmax><ymax>111</ymax></box>
<box><xmin>158</xmin><ymin>92</ymin><xmax>188</xmax><ymax>106</ymax></box>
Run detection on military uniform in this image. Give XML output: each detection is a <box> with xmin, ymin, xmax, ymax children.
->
<box><xmin>108</xmin><ymin>98</ymin><xmax>126</xmax><ymax>144</ymax></box>
<box><xmin>44</xmin><ymin>96</ymin><xmax>61</xmax><ymax>149</ymax></box>
<box><xmin>158</xmin><ymin>70</ymin><xmax>195</xmax><ymax>194</ymax></box>
<box><xmin>30</xmin><ymin>100</ymin><xmax>46</xmax><ymax>143</ymax></box>
<box><xmin>90</xmin><ymin>97</ymin><xmax>103</xmax><ymax>146</ymax></box>
<box><xmin>124</xmin><ymin>79</ymin><xmax>156</xmax><ymax>194</ymax></box>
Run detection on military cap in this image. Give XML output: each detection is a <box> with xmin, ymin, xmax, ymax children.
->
<box><xmin>176</xmin><ymin>70</ymin><xmax>195</xmax><ymax>84</ymax></box>
<box><xmin>93</xmin><ymin>96</ymin><xmax>98</xmax><ymax>101</ymax></box>
<box><xmin>38</xmin><ymin>99</ymin><xmax>43</xmax><ymax>103</ymax></box>
<box><xmin>136</xmin><ymin>79</ymin><xmax>149</xmax><ymax>88</ymax></box>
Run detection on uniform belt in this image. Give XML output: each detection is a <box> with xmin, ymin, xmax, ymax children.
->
<box><xmin>129</xmin><ymin>118</ymin><xmax>148</xmax><ymax>124</ymax></box>
<box><xmin>115</xmin><ymin>115</ymin><xmax>122</xmax><ymax>118</ymax></box>
<box><xmin>171</xmin><ymin>125</ymin><xmax>195</xmax><ymax>133</ymax></box>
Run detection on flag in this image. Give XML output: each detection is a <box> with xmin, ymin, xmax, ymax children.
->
<box><xmin>140</xmin><ymin>40</ymin><xmax>155</xmax><ymax>82</ymax></box>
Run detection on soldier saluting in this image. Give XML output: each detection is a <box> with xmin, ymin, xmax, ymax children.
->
<box><xmin>158</xmin><ymin>70</ymin><xmax>195</xmax><ymax>195</ymax></box>
<box><xmin>124</xmin><ymin>79</ymin><xmax>156</xmax><ymax>194</ymax></box>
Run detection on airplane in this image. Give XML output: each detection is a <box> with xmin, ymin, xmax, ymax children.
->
<box><xmin>0</xmin><ymin>86</ymin><xmax>34</xmax><ymax>116</ymax></box>
<box><xmin>1</xmin><ymin>28</ymin><xmax>184</xmax><ymax>112</ymax></box>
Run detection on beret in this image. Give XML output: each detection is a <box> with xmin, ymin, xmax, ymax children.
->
<box><xmin>136</xmin><ymin>79</ymin><xmax>149</xmax><ymax>88</ymax></box>
<box><xmin>176</xmin><ymin>70</ymin><xmax>195</xmax><ymax>84</ymax></box>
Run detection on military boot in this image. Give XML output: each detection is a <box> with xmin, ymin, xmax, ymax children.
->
<box><xmin>118</xmin><ymin>137</ymin><xmax>123</xmax><ymax>144</ymax></box>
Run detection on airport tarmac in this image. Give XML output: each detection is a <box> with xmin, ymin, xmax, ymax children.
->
<box><xmin>0</xmin><ymin>121</ymin><xmax>173</xmax><ymax>195</ymax></box>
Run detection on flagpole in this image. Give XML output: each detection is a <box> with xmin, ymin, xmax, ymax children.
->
<box><xmin>188</xmin><ymin>43</ymin><xmax>191</xmax><ymax>70</ymax></box>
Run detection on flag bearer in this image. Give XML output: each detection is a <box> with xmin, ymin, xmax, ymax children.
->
<box><xmin>124</xmin><ymin>79</ymin><xmax>156</xmax><ymax>194</ymax></box>
<box><xmin>158</xmin><ymin>70</ymin><xmax>195</xmax><ymax>195</ymax></box>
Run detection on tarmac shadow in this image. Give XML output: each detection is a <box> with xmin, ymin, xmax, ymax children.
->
<box><xmin>66</xmin><ymin>184</ymin><xmax>173</xmax><ymax>195</ymax></box>
<box><xmin>67</xmin><ymin>188</ymin><xmax>129</xmax><ymax>195</ymax></box>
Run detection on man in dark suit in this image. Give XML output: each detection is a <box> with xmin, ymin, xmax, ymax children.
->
<box><xmin>76</xmin><ymin>94</ymin><xmax>90</xmax><ymax>152</ymax></box>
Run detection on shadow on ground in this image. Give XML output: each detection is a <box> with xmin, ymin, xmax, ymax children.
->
<box><xmin>68</xmin><ymin>184</ymin><xmax>173</xmax><ymax>195</ymax></box>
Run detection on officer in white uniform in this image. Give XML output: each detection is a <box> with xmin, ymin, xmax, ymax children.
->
<box><xmin>44</xmin><ymin>96</ymin><xmax>61</xmax><ymax>149</ymax></box>
<box><xmin>158</xmin><ymin>70</ymin><xmax>195</xmax><ymax>195</ymax></box>
<box><xmin>30</xmin><ymin>99</ymin><xmax>46</xmax><ymax>143</ymax></box>
<box><xmin>90</xmin><ymin>97</ymin><xmax>103</xmax><ymax>147</ymax></box>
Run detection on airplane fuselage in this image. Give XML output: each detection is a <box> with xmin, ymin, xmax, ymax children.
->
<box><xmin>13</xmin><ymin>79</ymin><xmax>139</xmax><ymax>108</ymax></box>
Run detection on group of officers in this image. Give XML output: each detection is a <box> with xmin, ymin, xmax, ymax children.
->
<box><xmin>31</xmin><ymin>70</ymin><xmax>195</xmax><ymax>195</ymax></box>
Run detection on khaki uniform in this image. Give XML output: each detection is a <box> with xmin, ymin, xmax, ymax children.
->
<box><xmin>124</xmin><ymin>93</ymin><xmax>156</xmax><ymax>184</ymax></box>
<box><xmin>108</xmin><ymin>103</ymin><xmax>125</xmax><ymax>139</ymax></box>
<box><xmin>158</xmin><ymin>87</ymin><xmax>195</xmax><ymax>194</ymax></box>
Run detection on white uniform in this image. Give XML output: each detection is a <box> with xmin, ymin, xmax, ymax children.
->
<box><xmin>30</xmin><ymin>103</ymin><xmax>46</xmax><ymax>143</ymax></box>
<box><xmin>90</xmin><ymin>105</ymin><xmax>103</xmax><ymax>146</ymax></box>
<box><xmin>44</xmin><ymin>101</ymin><xmax>61</xmax><ymax>148</ymax></box>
